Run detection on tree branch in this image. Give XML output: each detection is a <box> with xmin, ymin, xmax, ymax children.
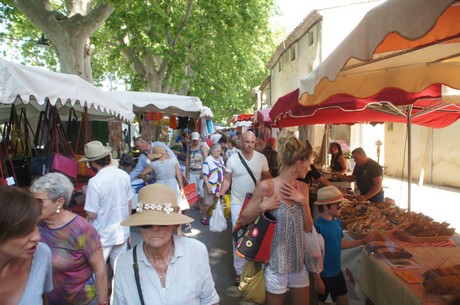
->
<box><xmin>170</xmin><ymin>0</ymin><xmax>193</xmax><ymax>47</ymax></box>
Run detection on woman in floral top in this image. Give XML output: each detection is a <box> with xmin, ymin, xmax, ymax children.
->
<box><xmin>31</xmin><ymin>173</ymin><xmax>107</xmax><ymax>305</ymax></box>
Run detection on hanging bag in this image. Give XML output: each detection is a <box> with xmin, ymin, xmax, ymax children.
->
<box><xmin>183</xmin><ymin>183</ymin><xmax>199</xmax><ymax>205</ymax></box>
<box><xmin>49</xmin><ymin>106</ymin><xmax>78</xmax><ymax>179</ymax></box>
<box><xmin>233</xmin><ymin>179</ymin><xmax>277</xmax><ymax>264</ymax></box>
<box><xmin>3</xmin><ymin>105</ymin><xmax>32</xmax><ymax>186</ymax></box>
<box><xmin>74</xmin><ymin>108</ymin><xmax>95</xmax><ymax>177</ymax></box>
<box><xmin>209</xmin><ymin>198</ymin><xmax>228</xmax><ymax>232</ymax></box>
<box><xmin>30</xmin><ymin>106</ymin><xmax>53</xmax><ymax>176</ymax></box>
<box><xmin>239</xmin><ymin>260</ymin><xmax>266</xmax><ymax>304</ymax></box>
<box><xmin>304</xmin><ymin>226</ymin><xmax>325</xmax><ymax>273</ymax></box>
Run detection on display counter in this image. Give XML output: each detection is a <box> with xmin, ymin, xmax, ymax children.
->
<box><xmin>359</xmin><ymin>246</ymin><xmax>460</xmax><ymax>305</ymax></box>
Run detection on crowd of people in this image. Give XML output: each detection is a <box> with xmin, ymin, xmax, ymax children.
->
<box><xmin>0</xmin><ymin>128</ymin><xmax>389</xmax><ymax>305</ymax></box>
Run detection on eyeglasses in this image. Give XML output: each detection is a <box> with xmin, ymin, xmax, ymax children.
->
<box><xmin>335</xmin><ymin>203</ymin><xmax>343</xmax><ymax>210</ymax></box>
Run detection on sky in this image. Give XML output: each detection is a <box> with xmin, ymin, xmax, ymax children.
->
<box><xmin>273</xmin><ymin>0</ymin><xmax>379</xmax><ymax>33</ymax></box>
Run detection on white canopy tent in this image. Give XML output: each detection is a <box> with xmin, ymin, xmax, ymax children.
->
<box><xmin>111</xmin><ymin>91</ymin><xmax>213</xmax><ymax>119</ymax></box>
<box><xmin>0</xmin><ymin>59</ymin><xmax>135</xmax><ymax>122</ymax></box>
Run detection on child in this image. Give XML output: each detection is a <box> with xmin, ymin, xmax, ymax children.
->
<box><xmin>313</xmin><ymin>186</ymin><xmax>374</xmax><ymax>305</ymax></box>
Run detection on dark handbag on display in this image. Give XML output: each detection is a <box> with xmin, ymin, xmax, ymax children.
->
<box><xmin>30</xmin><ymin>155</ymin><xmax>53</xmax><ymax>176</ymax></box>
<box><xmin>2</xmin><ymin>106</ymin><xmax>33</xmax><ymax>186</ymax></box>
<box><xmin>233</xmin><ymin>179</ymin><xmax>277</xmax><ymax>263</ymax></box>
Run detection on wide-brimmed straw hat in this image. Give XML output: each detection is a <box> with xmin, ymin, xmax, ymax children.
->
<box><xmin>148</xmin><ymin>145</ymin><xmax>166</xmax><ymax>160</ymax></box>
<box><xmin>121</xmin><ymin>184</ymin><xmax>193</xmax><ymax>226</ymax></box>
<box><xmin>78</xmin><ymin>141</ymin><xmax>112</xmax><ymax>162</ymax></box>
<box><xmin>314</xmin><ymin>185</ymin><xmax>351</xmax><ymax>205</ymax></box>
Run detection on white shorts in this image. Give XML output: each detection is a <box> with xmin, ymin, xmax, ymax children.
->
<box><xmin>264</xmin><ymin>265</ymin><xmax>310</xmax><ymax>294</ymax></box>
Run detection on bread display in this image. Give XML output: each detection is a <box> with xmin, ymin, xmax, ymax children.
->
<box><xmin>423</xmin><ymin>264</ymin><xmax>460</xmax><ymax>294</ymax></box>
<box><xmin>344</xmin><ymin>200</ymin><xmax>456</xmax><ymax>240</ymax></box>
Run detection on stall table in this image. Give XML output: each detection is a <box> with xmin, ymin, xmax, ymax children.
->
<box><xmin>359</xmin><ymin>246</ymin><xmax>460</xmax><ymax>305</ymax></box>
<box><xmin>329</xmin><ymin>180</ymin><xmax>354</xmax><ymax>190</ymax></box>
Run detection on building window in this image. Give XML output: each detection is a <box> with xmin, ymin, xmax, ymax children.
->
<box><xmin>291</xmin><ymin>42</ymin><xmax>298</xmax><ymax>61</ymax></box>
<box><xmin>308</xmin><ymin>31</ymin><xmax>314</xmax><ymax>46</ymax></box>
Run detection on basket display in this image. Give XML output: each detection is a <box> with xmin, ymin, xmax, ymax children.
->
<box><xmin>341</xmin><ymin>216</ymin><xmax>367</xmax><ymax>229</ymax></box>
<box><xmin>346</xmin><ymin>223</ymin><xmax>368</xmax><ymax>240</ymax></box>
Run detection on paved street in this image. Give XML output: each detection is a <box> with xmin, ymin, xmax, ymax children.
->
<box><xmin>130</xmin><ymin>176</ymin><xmax>459</xmax><ymax>305</ymax></box>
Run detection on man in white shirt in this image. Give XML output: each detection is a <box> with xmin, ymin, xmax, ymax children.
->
<box><xmin>216</xmin><ymin>131</ymin><xmax>271</xmax><ymax>282</ymax></box>
<box><xmin>80</xmin><ymin>141</ymin><xmax>132</xmax><ymax>269</ymax></box>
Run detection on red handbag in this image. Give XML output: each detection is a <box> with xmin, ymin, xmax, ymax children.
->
<box><xmin>49</xmin><ymin>106</ymin><xmax>78</xmax><ymax>179</ymax></box>
<box><xmin>233</xmin><ymin>179</ymin><xmax>277</xmax><ymax>263</ymax></box>
<box><xmin>183</xmin><ymin>183</ymin><xmax>199</xmax><ymax>205</ymax></box>
<box><xmin>52</xmin><ymin>153</ymin><xmax>78</xmax><ymax>179</ymax></box>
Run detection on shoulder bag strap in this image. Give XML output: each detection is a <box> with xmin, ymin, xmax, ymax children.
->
<box><xmin>133</xmin><ymin>245</ymin><xmax>145</xmax><ymax>305</ymax></box>
<box><xmin>237</xmin><ymin>152</ymin><xmax>257</xmax><ymax>186</ymax></box>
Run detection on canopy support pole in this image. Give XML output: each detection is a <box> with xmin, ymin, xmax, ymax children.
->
<box><xmin>407</xmin><ymin>105</ymin><xmax>413</xmax><ymax>212</ymax></box>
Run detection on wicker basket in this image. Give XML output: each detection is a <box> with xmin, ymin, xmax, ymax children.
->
<box><xmin>346</xmin><ymin>223</ymin><xmax>368</xmax><ymax>240</ymax></box>
<box><xmin>341</xmin><ymin>216</ymin><xmax>367</xmax><ymax>229</ymax></box>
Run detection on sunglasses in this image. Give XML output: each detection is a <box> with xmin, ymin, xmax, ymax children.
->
<box><xmin>335</xmin><ymin>203</ymin><xmax>343</xmax><ymax>210</ymax></box>
<box><xmin>138</xmin><ymin>224</ymin><xmax>169</xmax><ymax>229</ymax></box>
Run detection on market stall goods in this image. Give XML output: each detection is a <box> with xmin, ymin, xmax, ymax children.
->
<box><xmin>423</xmin><ymin>264</ymin><xmax>460</xmax><ymax>295</ymax></box>
<box><xmin>344</xmin><ymin>199</ymin><xmax>456</xmax><ymax>242</ymax></box>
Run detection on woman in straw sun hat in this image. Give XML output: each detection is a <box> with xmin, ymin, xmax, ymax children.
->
<box><xmin>313</xmin><ymin>185</ymin><xmax>376</xmax><ymax>305</ymax></box>
<box><xmin>113</xmin><ymin>184</ymin><xmax>219</xmax><ymax>305</ymax></box>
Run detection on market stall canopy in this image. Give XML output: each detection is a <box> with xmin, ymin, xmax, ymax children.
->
<box><xmin>271</xmin><ymin>86</ymin><xmax>460</xmax><ymax>128</ymax></box>
<box><xmin>111</xmin><ymin>91</ymin><xmax>211</xmax><ymax>119</ymax></box>
<box><xmin>200</xmin><ymin>106</ymin><xmax>214</xmax><ymax>119</ymax></box>
<box><xmin>254</xmin><ymin>108</ymin><xmax>275</xmax><ymax>126</ymax></box>
<box><xmin>298</xmin><ymin>0</ymin><xmax>460</xmax><ymax>106</ymax></box>
<box><xmin>231</xmin><ymin>113</ymin><xmax>254</xmax><ymax>123</ymax></box>
<box><xmin>0</xmin><ymin>59</ymin><xmax>134</xmax><ymax>122</ymax></box>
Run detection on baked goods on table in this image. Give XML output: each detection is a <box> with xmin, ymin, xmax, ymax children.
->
<box><xmin>343</xmin><ymin>199</ymin><xmax>456</xmax><ymax>241</ymax></box>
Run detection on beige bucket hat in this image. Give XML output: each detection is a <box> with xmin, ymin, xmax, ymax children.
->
<box><xmin>314</xmin><ymin>185</ymin><xmax>351</xmax><ymax>205</ymax></box>
<box><xmin>121</xmin><ymin>184</ymin><xmax>193</xmax><ymax>226</ymax></box>
<box><xmin>78</xmin><ymin>141</ymin><xmax>112</xmax><ymax>162</ymax></box>
<box><xmin>148</xmin><ymin>145</ymin><xmax>166</xmax><ymax>160</ymax></box>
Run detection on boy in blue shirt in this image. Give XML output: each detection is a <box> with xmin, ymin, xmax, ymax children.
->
<box><xmin>313</xmin><ymin>186</ymin><xmax>374</xmax><ymax>305</ymax></box>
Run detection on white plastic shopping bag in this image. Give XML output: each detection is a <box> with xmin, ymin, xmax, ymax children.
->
<box><xmin>209</xmin><ymin>199</ymin><xmax>228</xmax><ymax>232</ymax></box>
<box><xmin>305</xmin><ymin>226</ymin><xmax>325</xmax><ymax>273</ymax></box>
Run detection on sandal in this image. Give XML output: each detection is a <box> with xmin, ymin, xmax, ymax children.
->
<box><xmin>183</xmin><ymin>224</ymin><xmax>192</xmax><ymax>233</ymax></box>
<box><xmin>201</xmin><ymin>218</ymin><xmax>209</xmax><ymax>225</ymax></box>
